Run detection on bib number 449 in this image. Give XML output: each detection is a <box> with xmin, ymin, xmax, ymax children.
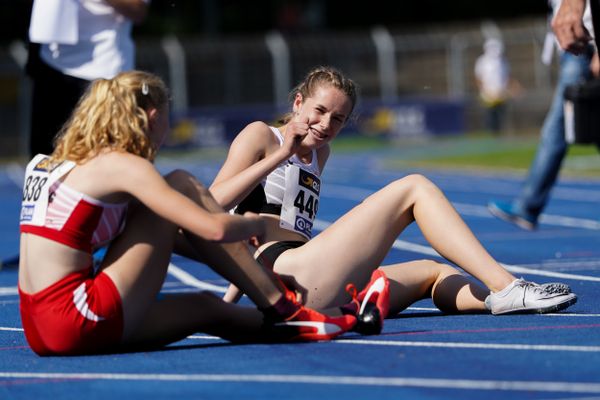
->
<box><xmin>293</xmin><ymin>190</ymin><xmax>318</xmax><ymax>219</ymax></box>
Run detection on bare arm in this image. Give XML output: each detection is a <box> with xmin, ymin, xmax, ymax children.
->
<box><xmin>210</xmin><ymin>121</ymin><xmax>305</xmax><ymax>210</ymax></box>
<box><xmin>114</xmin><ymin>153</ymin><xmax>264</xmax><ymax>242</ymax></box>
<box><xmin>104</xmin><ymin>0</ymin><xmax>149</xmax><ymax>24</ymax></box>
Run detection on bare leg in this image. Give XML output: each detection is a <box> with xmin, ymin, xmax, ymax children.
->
<box><xmin>169</xmin><ymin>171</ymin><xmax>284</xmax><ymax>308</ymax></box>
<box><xmin>381</xmin><ymin>260</ymin><xmax>488</xmax><ymax>316</ymax></box>
<box><xmin>100</xmin><ymin>171</ymin><xmax>287</xmax><ymax>342</ymax></box>
<box><xmin>273</xmin><ymin>174</ymin><xmax>514</xmax><ymax>309</ymax></box>
<box><xmin>122</xmin><ymin>291</ymin><xmax>266</xmax><ymax>348</ymax></box>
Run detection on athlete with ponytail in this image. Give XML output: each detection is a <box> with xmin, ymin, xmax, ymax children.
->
<box><xmin>18</xmin><ymin>70</ymin><xmax>356</xmax><ymax>356</ymax></box>
<box><xmin>210</xmin><ymin>66</ymin><xmax>577</xmax><ymax>334</ymax></box>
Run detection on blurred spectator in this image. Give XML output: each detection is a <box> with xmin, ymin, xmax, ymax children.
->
<box><xmin>26</xmin><ymin>0</ymin><xmax>149</xmax><ymax>157</ymax></box>
<box><xmin>474</xmin><ymin>38</ymin><xmax>521</xmax><ymax>133</ymax></box>
<box><xmin>488</xmin><ymin>0</ymin><xmax>597</xmax><ymax>230</ymax></box>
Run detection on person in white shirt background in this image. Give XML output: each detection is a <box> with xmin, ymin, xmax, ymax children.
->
<box><xmin>474</xmin><ymin>37</ymin><xmax>521</xmax><ymax>133</ymax></box>
<box><xmin>26</xmin><ymin>0</ymin><xmax>149</xmax><ymax>157</ymax></box>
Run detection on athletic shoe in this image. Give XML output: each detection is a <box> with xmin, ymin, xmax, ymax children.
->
<box><xmin>484</xmin><ymin>278</ymin><xmax>577</xmax><ymax>315</ymax></box>
<box><xmin>261</xmin><ymin>284</ymin><xmax>357</xmax><ymax>342</ymax></box>
<box><xmin>345</xmin><ymin>269</ymin><xmax>390</xmax><ymax>335</ymax></box>
<box><xmin>487</xmin><ymin>200</ymin><xmax>537</xmax><ymax>231</ymax></box>
<box><xmin>538</xmin><ymin>282</ymin><xmax>571</xmax><ymax>294</ymax></box>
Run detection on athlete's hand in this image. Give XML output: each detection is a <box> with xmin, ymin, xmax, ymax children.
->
<box><xmin>244</xmin><ymin>211</ymin><xmax>267</xmax><ymax>248</ymax></box>
<box><xmin>242</xmin><ymin>211</ymin><xmax>266</xmax><ymax>240</ymax></box>
<box><xmin>552</xmin><ymin>0</ymin><xmax>592</xmax><ymax>55</ymax></box>
<box><xmin>278</xmin><ymin>273</ymin><xmax>307</xmax><ymax>304</ymax></box>
<box><xmin>281</xmin><ymin>116</ymin><xmax>309</xmax><ymax>157</ymax></box>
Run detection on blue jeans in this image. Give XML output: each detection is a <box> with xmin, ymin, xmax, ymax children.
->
<box><xmin>513</xmin><ymin>51</ymin><xmax>594</xmax><ymax>220</ymax></box>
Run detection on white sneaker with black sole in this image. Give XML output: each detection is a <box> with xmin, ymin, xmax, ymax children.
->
<box><xmin>485</xmin><ymin>278</ymin><xmax>577</xmax><ymax>315</ymax></box>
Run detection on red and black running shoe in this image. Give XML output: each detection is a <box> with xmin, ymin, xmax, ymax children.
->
<box><xmin>345</xmin><ymin>269</ymin><xmax>390</xmax><ymax>335</ymax></box>
<box><xmin>261</xmin><ymin>282</ymin><xmax>356</xmax><ymax>342</ymax></box>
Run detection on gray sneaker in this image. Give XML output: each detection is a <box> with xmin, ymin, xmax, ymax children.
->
<box><xmin>485</xmin><ymin>278</ymin><xmax>577</xmax><ymax>315</ymax></box>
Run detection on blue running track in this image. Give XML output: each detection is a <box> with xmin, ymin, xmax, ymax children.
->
<box><xmin>1</xmin><ymin>149</ymin><xmax>599</xmax><ymax>399</ymax></box>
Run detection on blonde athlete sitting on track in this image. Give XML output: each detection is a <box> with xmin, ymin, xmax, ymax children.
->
<box><xmin>17</xmin><ymin>70</ymin><xmax>356</xmax><ymax>356</ymax></box>
<box><xmin>210</xmin><ymin>66</ymin><xmax>577</xmax><ymax>334</ymax></box>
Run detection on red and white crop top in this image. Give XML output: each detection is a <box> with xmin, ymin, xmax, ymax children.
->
<box><xmin>20</xmin><ymin>155</ymin><xmax>128</xmax><ymax>253</ymax></box>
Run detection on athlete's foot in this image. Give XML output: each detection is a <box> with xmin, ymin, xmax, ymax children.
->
<box><xmin>260</xmin><ymin>283</ymin><xmax>356</xmax><ymax>342</ymax></box>
<box><xmin>345</xmin><ymin>269</ymin><xmax>390</xmax><ymax>335</ymax></box>
<box><xmin>484</xmin><ymin>278</ymin><xmax>577</xmax><ymax>315</ymax></box>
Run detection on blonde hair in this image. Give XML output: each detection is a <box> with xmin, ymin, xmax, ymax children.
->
<box><xmin>281</xmin><ymin>66</ymin><xmax>358</xmax><ymax>124</ymax></box>
<box><xmin>51</xmin><ymin>70</ymin><xmax>169</xmax><ymax>163</ymax></box>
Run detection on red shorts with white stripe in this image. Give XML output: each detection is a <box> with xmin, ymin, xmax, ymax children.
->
<box><xmin>19</xmin><ymin>267</ymin><xmax>123</xmax><ymax>356</ymax></box>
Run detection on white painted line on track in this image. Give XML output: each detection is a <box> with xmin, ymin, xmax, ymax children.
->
<box><xmin>455</xmin><ymin>203</ymin><xmax>600</xmax><ymax>230</ymax></box>
<box><xmin>502</xmin><ymin>264</ymin><xmax>600</xmax><ymax>282</ymax></box>
<box><xmin>312</xmin><ymin>219</ymin><xmax>600</xmax><ymax>282</ymax></box>
<box><xmin>337</xmin><ymin>339</ymin><xmax>600</xmax><ymax>353</ymax></box>
<box><xmin>0</xmin><ymin>372</ymin><xmax>599</xmax><ymax>393</ymax></box>
<box><xmin>0</xmin><ymin>287</ymin><xmax>18</xmax><ymax>296</ymax></box>
<box><xmin>323</xmin><ymin>184</ymin><xmax>600</xmax><ymax>230</ymax></box>
<box><xmin>183</xmin><ymin>335</ymin><xmax>600</xmax><ymax>353</ymax></box>
<box><xmin>0</xmin><ymin>327</ymin><xmax>23</xmax><ymax>332</ymax></box>
<box><xmin>406</xmin><ymin>306</ymin><xmax>439</xmax><ymax>312</ymax></box>
<box><xmin>187</xmin><ymin>335</ymin><xmax>220</xmax><ymax>340</ymax></box>
<box><xmin>542</xmin><ymin>313</ymin><xmax>600</xmax><ymax>317</ymax></box>
<box><xmin>167</xmin><ymin>263</ymin><xmax>227</xmax><ymax>293</ymax></box>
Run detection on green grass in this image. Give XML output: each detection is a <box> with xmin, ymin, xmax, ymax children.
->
<box><xmin>7</xmin><ymin>132</ymin><xmax>595</xmax><ymax>178</ymax></box>
<box><xmin>331</xmin><ymin>132</ymin><xmax>600</xmax><ymax>177</ymax></box>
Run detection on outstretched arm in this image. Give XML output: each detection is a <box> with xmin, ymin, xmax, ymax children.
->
<box><xmin>113</xmin><ymin>152</ymin><xmax>265</xmax><ymax>243</ymax></box>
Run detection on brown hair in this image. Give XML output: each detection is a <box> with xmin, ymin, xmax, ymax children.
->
<box><xmin>280</xmin><ymin>66</ymin><xmax>358</xmax><ymax>124</ymax></box>
<box><xmin>51</xmin><ymin>70</ymin><xmax>169</xmax><ymax>163</ymax></box>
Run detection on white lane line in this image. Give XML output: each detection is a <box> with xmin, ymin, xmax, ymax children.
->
<box><xmin>337</xmin><ymin>339</ymin><xmax>600</xmax><ymax>353</ymax></box>
<box><xmin>0</xmin><ymin>287</ymin><xmax>18</xmax><ymax>296</ymax></box>
<box><xmin>542</xmin><ymin>313</ymin><xmax>600</xmax><ymax>317</ymax></box>
<box><xmin>187</xmin><ymin>335</ymin><xmax>221</xmax><ymax>340</ymax></box>
<box><xmin>0</xmin><ymin>264</ymin><xmax>228</xmax><ymax>298</ymax></box>
<box><xmin>167</xmin><ymin>263</ymin><xmax>227</xmax><ymax>293</ymax></box>
<box><xmin>183</xmin><ymin>335</ymin><xmax>600</xmax><ymax>353</ymax></box>
<box><xmin>312</xmin><ymin>219</ymin><xmax>600</xmax><ymax>282</ymax></box>
<box><xmin>0</xmin><ymin>327</ymin><xmax>23</xmax><ymax>332</ymax></box>
<box><xmin>0</xmin><ymin>372</ymin><xmax>598</xmax><ymax>393</ymax></box>
<box><xmin>455</xmin><ymin>203</ymin><xmax>600</xmax><ymax>230</ymax></box>
<box><xmin>323</xmin><ymin>185</ymin><xmax>600</xmax><ymax>230</ymax></box>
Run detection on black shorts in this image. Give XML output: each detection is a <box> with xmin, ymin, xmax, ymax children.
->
<box><xmin>256</xmin><ymin>241</ymin><xmax>305</xmax><ymax>269</ymax></box>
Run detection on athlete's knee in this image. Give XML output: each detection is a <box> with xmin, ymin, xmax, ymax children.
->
<box><xmin>388</xmin><ymin>174</ymin><xmax>439</xmax><ymax>206</ymax></box>
<box><xmin>164</xmin><ymin>169</ymin><xmax>208</xmax><ymax>197</ymax></box>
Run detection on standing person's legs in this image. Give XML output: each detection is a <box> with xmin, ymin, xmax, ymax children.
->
<box><xmin>29</xmin><ymin>60</ymin><xmax>89</xmax><ymax>157</ymax></box>
<box><xmin>515</xmin><ymin>52</ymin><xmax>592</xmax><ymax>218</ymax></box>
<box><xmin>489</xmin><ymin>51</ymin><xmax>592</xmax><ymax>229</ymax></box>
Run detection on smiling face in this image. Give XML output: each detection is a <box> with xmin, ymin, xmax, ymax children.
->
<box><xmin>292</xmin><ymin>85</ymin><xmax>353</xmax><ymax>149</ymax></box>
